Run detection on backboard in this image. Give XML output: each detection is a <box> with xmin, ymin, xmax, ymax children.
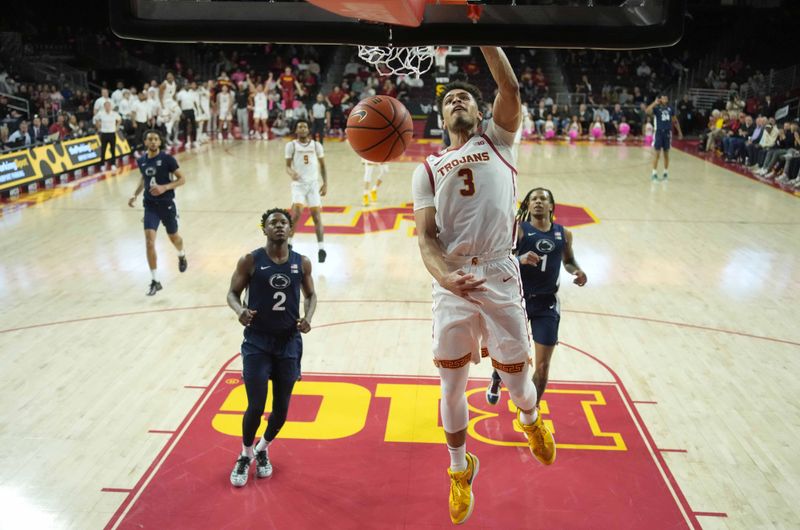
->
<box><xmin>109</xmin><ymin>0</ymin><xmax>686</xmax><ymax>50</ymax></box>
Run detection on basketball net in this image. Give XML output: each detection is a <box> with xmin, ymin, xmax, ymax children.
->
<box><xmin>357</xmin><ymin>45</ymin><xmax>435</xmax><ymax>77</ymax></box>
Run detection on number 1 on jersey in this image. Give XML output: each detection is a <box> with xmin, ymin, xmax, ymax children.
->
<box><xmin>539</xmin><ymin>254</ymin><xmax>548</xmax><ymax>272</ymax></box>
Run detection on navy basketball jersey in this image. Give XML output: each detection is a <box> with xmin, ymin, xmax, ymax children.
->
<box><xmin>653</xmin><ymin>105</ymin><xmax>674</xmax><ymax>135</ymax></box>
<box><xmin>517</xmin><ymin>221</ymin><xmax>565</xmax><ymax>296</ymax></box>
<box><xmin>245</xmin><ymin>249</ymin><xmax>303</xmax><ymax>336</ymax></box>
<box><xmin>138</xmin><ymin>151</ymin><xmax>179</xmax><ymax>202</ymax></box>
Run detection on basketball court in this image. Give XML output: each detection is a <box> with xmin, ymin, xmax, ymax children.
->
<box><xmin>1</xmin><ymin>0</ymin><xmax>799</xmax><ymax>529</ymax></box>
<box><xmin>1</xmin><ymin>136</ymin><xmax>798</xmax><ymax>529</ymax></box>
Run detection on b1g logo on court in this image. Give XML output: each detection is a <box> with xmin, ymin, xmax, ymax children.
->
<box><xmin>268</xmin><ymin>273</ymin><xmax>291</xmax><ymax>289</ymax></box>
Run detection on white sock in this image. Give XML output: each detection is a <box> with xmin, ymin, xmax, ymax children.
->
<box><xmin>178</xmin><ymin>250</ymin><xmax>185</xmax><ymax>257</ymax></box>
<box><xmin>242</xmin><ymin>443</ymin><xmax>254</xmax><ymax>459</ymax></box>
<box><xmin>519</xmin><ymin>409</ymin><xmax>538</xmax><ymax>425</ymax></box>
<box><xmin>255</xmin><ymin>437</ymin><xmax>270</xmax><ymax>453</ymax></box>
<box><xmin>318</xmin><ymin>242</ymin><xmax>325</xmax><ymax>250</ymax></box>
<box><xmin>447</xmin><ymin>444</ymin><xmax>467</xmax><ymax>472</ymax></box>
<box><xmin>652</xmin><ymin>169</ymin><xmax>657</xmax><ymax>176</ymax></box>
<box><xmin>150</xmin><ymin>269</ymin><xmax>157</xmax><ymax>281</ymax></box>
<box><xmin>371</xmin><ymin>186</ymin><xmax>377</xmax><ymax>192</ymax></box>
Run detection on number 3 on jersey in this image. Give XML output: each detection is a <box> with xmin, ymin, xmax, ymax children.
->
<box><xmin>458</xmin><ymin>168</ymin><xmax>475</xmax><ymax>196</ymax></box>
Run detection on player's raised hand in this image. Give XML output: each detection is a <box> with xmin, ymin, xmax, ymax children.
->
<box><xmin>572</xmin><ymin>269</ymin><xmax>587</xmax><ymax>286</ymax></box>
<box><xmin>238</xmin><ymin>308</ymin><xmax>257</xmax><ymax>326</ymax></box>
<box><xmin>150</xmin><ymin>183</ymin><xmax>165</xmax><ymax>196</ymax></box>
<box><xmin>297</xmin><ymin>318</ymin><xmax>311</xmax><ymax>333</ymax></box>
<box><xmin>518</xmin><ymin>252</ymin><xmax>541</xmax><ymax>266</ymax></box>
<box><xmin>441</xmin><ymin>270</ymin><xmax>487</xmax><ymax>305</ymax></box>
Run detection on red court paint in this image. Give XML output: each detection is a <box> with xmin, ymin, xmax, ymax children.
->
<box><xmin>292</xmin><ymin>203</ymin><xmax>596</xmax><ymax>236</ymax></box>
<box><xmin>106</xmin><ymin>373</ymin><xmax>699</xmax><ymax>530</ymax></box>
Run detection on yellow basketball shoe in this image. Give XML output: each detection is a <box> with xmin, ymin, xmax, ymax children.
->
<box><xmin>362</xmin><ymin>193</ymin><xmax>370</xmax><ymax>207</ymax></box>
<box><xmin>516</xmin><ymin>408</ymin><xmax>556</xmax><ymax>465</ymax></box>
<box><xmin>370</xmin><ymin>189</ymin><xmax>378</xmax><ymax>202</ymax></box>
<box><xmin>447</xmin><ymin>452</ymin><xmax>479</xmax><ymax>525</ymax></box>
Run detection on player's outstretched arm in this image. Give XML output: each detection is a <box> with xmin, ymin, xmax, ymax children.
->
<box><xmin>563</xmin><ymin>229</ymin><xmax>587</xmax><ymax>286</ymax></box>
<box><xmin>227</xmin><ymin>254</ymin><xmax>257</xmax><ymax>326</ymax></box>
<box><xmin>480</xmin><ymin>47</ymin><xmax>520</xmax><ymax>134</ymax></box>
<box><xmin>298</xmin><ymin>255</ymin><xmax>317</xmax><ymax>333</ymax></box>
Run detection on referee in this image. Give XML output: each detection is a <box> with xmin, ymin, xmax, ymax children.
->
<box><xmin>95</xmin><ymin>100</ymin><xmax>122</xmax><ymax>174</ymax></box>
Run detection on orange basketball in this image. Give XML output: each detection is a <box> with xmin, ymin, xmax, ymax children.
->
<box><xmin>346</xmin><ymin>96</ymin><xmax>413</xmax><ymax>163</ymax></box>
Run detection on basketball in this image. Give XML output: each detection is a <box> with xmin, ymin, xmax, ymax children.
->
<box><xmin>346</xmin><ymin>96</ymin><xmax>413</xmax><ymax>163</ymax></box>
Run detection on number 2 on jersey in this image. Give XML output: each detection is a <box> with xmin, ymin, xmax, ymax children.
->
<box><xmin>272</xmin><ymin>291</ymin><xmax>286</xmax><ymax>311</ymax></box>
<box><xmin>458</xmin><ymin>168</ymin><xmax>475</xmax><ymax>196</ymax></box>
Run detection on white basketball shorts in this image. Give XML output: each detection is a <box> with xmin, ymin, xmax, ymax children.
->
<box><xmin>291</xmin><ymin>180</ymin><xmax>322</xmax><ymax>208</ymax></box>
<box><xmin>431</xmin><ymin>254</ymin><xmax>531</xmax><ymax>373</ymax></box>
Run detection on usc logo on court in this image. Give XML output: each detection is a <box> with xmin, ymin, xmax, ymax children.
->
<box><xmin>293</xmin><ymin>203</ymin><xmax>598</xmax><ymax>237</ymax></box>
<box><xmin>211</xmin><ymin>375</ymin><xmax>626</xmax><ymax>451</ymax></box>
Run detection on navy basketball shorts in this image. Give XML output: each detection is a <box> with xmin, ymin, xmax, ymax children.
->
<box><xmin>653</xmin><ymin>131</ymin><xmax>672</xmax><ymax>151</ymax></box>
<box><xmin>143</xmin><ymin>199</ymin><xmax>179</xmax><ymax>234</ymax></box>
<box><xmin>526</xmin><ymin>293</ymin><xmax>561</xmax><ymax>347</ymax></box>
<box><xmin>240</xmin><ymin>328</ymin><xmax>302</xmax><ymax>383</ymax></box>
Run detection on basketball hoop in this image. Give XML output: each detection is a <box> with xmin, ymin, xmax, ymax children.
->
<box><xmin>358</xmin><ymin>45</ymin><xmax>435</xmax><ymax>77</ymax></box>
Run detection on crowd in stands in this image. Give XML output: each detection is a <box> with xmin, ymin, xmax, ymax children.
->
<box><xmin>0</xmin><ymin>65</ymin><xmax>99</xmax><ymax>151</ymax></box>
<box><xmin>698</xmin><ymin>94</ymin><xmax>800</xmax><ymax>190</ymax></box>
<box><xmin>3</xmin><ymin>35</ymin><xmax>799</xmax><ymax>189</ymax></box>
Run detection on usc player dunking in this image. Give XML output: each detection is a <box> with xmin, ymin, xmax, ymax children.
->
<box><xmin>412</xmin><ymin>47</ymin><xmax>556</xmax><ymax>525</ymax></box>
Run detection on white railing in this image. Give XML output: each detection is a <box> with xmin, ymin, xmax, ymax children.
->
<box><xmin>687</xmin><ymin>88</ymin><xmax>734</xmax><ymax>111</ymax></box>
<box><xmin>0</xmin><ymin>91</ymin><xmax>30</xmax><ymax>119</ymax></box>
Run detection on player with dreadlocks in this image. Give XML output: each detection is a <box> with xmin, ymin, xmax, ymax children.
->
<box><xmin>485</xmin><ymin>188</ymin><xmax>588</xmax><ymax>425</ymax></box>
<box><xmin>225</xmin><ymin>207</ymin><xmax>317</xmax><ymax>487</ymax></box>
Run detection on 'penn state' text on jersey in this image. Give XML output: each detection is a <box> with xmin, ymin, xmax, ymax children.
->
<box><xmin>411</xmin><ymin>120</ymin><xmax>518</xmax><ymax>259</ymax></box>
<box><xmin>246</xmin><ymin>249</ymin><xmax>302</xmax><ymax>336</ymax></box>
<box><xmin>137</xmin><ymin>152</ymin><xmax>179</xmax><ymax>202</ymax></box>
<box><xmin>517</xmin><ymin>221</ymin><xmax>565</xmax><ymax>296</ymax></box>
<box><xmin>653</xmin><ymin>105</ymin><xmax>675</xmax><ymax>135</ymax></box>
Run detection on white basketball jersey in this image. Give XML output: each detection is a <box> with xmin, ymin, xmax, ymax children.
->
<box><xmin>162</xmin><ymin>80</ymin><xmax>176</xmax><ymax>101</ymax></box>
<box><xmin>285</xmin><ymin>139</ymin><xmax>324</xmax><ymax>183</ymax></box>
<box><xmin>198</xmin><ymin>87</ymin><xmax>210</xmax><ymax>112</ymax></box>
<box><xmin>254</xmin><ymin>92</ymin><xmax>267</xmax><ymax>111</ymax></box>
<box><xmin>218</xmin><ymin>92</ymin><xmax>231</xmax><ymax>112</ymax></box>
<box><xmin>412</xmin><ymin>121</ymin><xmax>518</xmax><ymax>260</ymax></box>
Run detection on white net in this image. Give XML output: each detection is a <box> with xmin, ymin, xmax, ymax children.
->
<box><xmin>358</xmin><ymin>45</ymin><xmax>435</xmax><ymax>77</ymax></box>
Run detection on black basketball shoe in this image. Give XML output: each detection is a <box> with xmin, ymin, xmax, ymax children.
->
<box><xmin>147</xmin><ymin>280</ymin><xmax>163</xmax><ymax>296</ymax></box>
<box><xmin>178</xmin><ymin>255</ymin><xmax>188</xmax><ymax>272</ymax></box>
